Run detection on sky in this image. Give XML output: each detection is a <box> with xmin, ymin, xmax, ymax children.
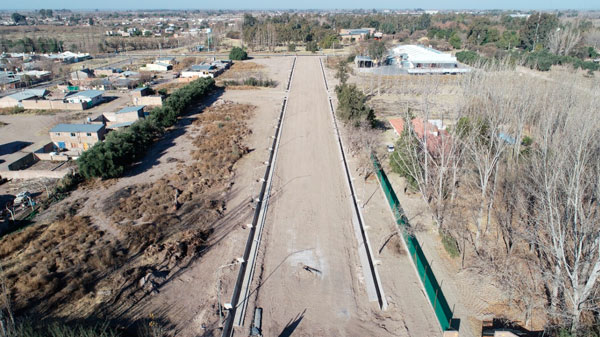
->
<box><xmin>1</xmin><ymin>0</ymin><xmax>596</xmax><ymax>10</ymax></box>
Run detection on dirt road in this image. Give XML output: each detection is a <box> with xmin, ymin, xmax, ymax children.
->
<box><xmin>247</xmin><ymin>57</ymin><xmax>399</xmax><ymax>336</ymax></box>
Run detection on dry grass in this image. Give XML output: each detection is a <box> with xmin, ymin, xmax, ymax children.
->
<box><xmin>0</xmin><ymin>102</ymin><xmax>255</xmax><ymax>318</ymax></box>
<box><xmin>154</xmin><ymin>81</ymin><xmax>188</xmax><ymax>94</ymax></box>
<box><xmin>230</xmin><ymin>61</ymin><xmax>264</xmax><ymax>71</ymax></box>
<box><xmin>0</xmin><ymin>216</ymin><xmax>125</xmax><ymax>312</ymax></box>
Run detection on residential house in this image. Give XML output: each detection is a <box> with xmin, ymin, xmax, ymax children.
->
<box><xmin>156</xmin><ymin>57</ymin><xmax>176</xmax><ymax>65</ymax></box>
<box><xmin>389</xmin><ymin>117</ymin><xmax>451</xmax><ymax>156</ymax></box>
<box><xmin>49</xmin><ymin>123</ymin><xmax>106</xmax><ymax>152</ymax></box>
<box><xmin>181</xmin><ymin>64</ymin><xmax>217</xmax><ymax>78</ymax></box>
<box><xmin>339</xmin><ymin>28</ymin><xmax>376</xmax><ymax>43</ymax></box>
<box><xmin>95</xmin><ymin>67</ymin><xmax>123</xmax><ymax>77</ymax></box>
<box><xmin>103</xmin><ymin>105</ymin><xmax>146</xmax><ymax>129</ymax></box>
<box><xmin>0</xmin><ymin>89</ymin><xmax>47</xmax><ymax>108</ymax></box>
<box><xmin>70</xmin><ymin>68</ymin><xmax>95</xmax><ymax>80</ymax></box>
<box><xmin>140</xmin><ymin>62</ymin><xmax>172</xmax><ymax>72</ymax></box>
<box><xmin>0</xmin><ymin>71</ymin><xmax>20</xmax><ymax>90</ymax></box>
<box><xmin>64</xmin><ymin>90</ymin><xmax>104</xmax><ymax>108</ymax></box>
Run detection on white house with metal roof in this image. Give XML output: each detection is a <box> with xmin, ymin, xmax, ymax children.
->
<box><xmin>64</xmin><ymin>90</ymin><xmax>104</xmax><ymax>107</ymax></box>
<box><xmin>386</xmin><ymin>45</ymin><xmax>470</xmax><ymax>74</ymax></box>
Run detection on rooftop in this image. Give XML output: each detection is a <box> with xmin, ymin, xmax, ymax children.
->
<box><xmin>189</xmin><ymin>64</ymin><xmax>215</xmax><ymax>71</ymax></box>
<box><xmin>50</xmin><ymin>123</ymin><xmax>104</xmax><ymax>133</ymax></box>
<box><xmin>117</xmin><ymin>105</ymin><xmax>145</xmax><ymax>114</ymax></box>
<box><xmin>69</xmin><ymin>90</ymin><xmax>104</xmax><ymax>98</ymax></box>
<box><xmin>389</xmin><ymin>45</ymin><xmax>457</xmax><ymax>64</ymax></box>
<box><xmin>6</xmin><ymin>89</ymin><xmax>47</xmax><ymax>101</ymax></box>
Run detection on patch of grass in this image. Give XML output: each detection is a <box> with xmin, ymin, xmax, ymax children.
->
<box><xmin>440</xmin><ymin>231</ymin><xmax>460</xmax><ymax>258</ymax></box>
<box><xmin>0</xmin><ymin>106</ymin><xmax>25</xmax><ymax>115</ymax></box>
<box><xmin>222</xmin><ymin>77</ymin><xmax>277</xmax><ymax>88</ymax></box>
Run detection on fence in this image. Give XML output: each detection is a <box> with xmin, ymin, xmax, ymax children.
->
<box><xmin>371</xmin><ymin>153</ymin><xmax>455</xmax><ymax>331</ymax></box>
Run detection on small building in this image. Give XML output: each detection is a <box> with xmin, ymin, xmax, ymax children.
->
<box><xmin>181</xmin><ymin>64</ymin><xmax>217</xmax><ymax>78</ymax></box>
<box><xmin>140</xmin><ymin>62</ymin><xmax>172</xmax><ymax>72</ymax></box>
<box><xmin>339</xmin><ymin>28</ymin><xmax>376</xmax><ymax>43</ymax></box>
<box><xmin>95</xmin><ymin>67</ymin><xmax>123</xmax><ymax>77</ymax></box>
<box><xmin>0</xmin><ymin>71</ymin><xmax>20</xmax><ymax>91</ymax></box>
<box><xmin>49</xmin><ymin>123</ymin><xmax>106</xmax><ymax>152</ymax></box>
<box><xmin>131</xmin><ymin>87</ymin><xmax>152</xmax><ymax>97</ymax></box>
<box><xmin>355</xmin><ymin>56</ymin><xmax>374</xmax><ymax>68</ymax></box>
<box><xmin>64</xmin><ymin>90</ymin><xmax>104</xmax><ymax>107</ymax></box>
<box><xmin>155</xmin><ymin>57</ymin><xmax>176</xmax><ymax>65</ymax></box>
<box><xmin>70</xmin><ymin>68</ymin><xmax>95</xmax><ymax>80</ymax></box>
<box><xmin>0</xmin><ymin>89</ymin><xmax>47</xmax><ymax>108</ymax></box>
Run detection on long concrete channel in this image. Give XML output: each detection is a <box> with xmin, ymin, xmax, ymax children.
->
<box><xmin>221</xmin><ymin>57</ymin><xmax>297</xmax><ymax>337</ymax></box>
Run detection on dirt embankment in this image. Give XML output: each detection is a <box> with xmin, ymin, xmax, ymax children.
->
<box><xmin>0</xmin><ymin>102</ymin><xmax>255</xmax><ymax>325</ymax></box>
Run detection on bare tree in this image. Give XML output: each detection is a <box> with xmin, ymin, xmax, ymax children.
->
<box><xmin>525</xmin><ymin>85</ymin><xmax>600</xmax><ymax>328</ymax></box>
<box><xmin>547</xmin><ymin>24</ymin><xmax>582</xmax><ymax>56</ymax></box>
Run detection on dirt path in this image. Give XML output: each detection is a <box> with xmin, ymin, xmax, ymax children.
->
<box><xmin>246</xmin><ymin>57</ymin><xmax>401</xmax><ymax>336</ymax></box>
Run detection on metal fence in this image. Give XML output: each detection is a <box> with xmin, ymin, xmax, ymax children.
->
<box><xmin>371</xmin><ymin>154</ymin><xmax>455</xmax><ymax>331</ymax></box>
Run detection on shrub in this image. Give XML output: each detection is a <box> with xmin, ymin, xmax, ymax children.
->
<box><xmin>335</xmin><ymin>83</ymin><xmax>375</xmax><ymax>127</ymax></box>
<box><xmin>229</xmin><ymin>47</ymin><xmax>248</xmax><ymax>60</ymax></box>
<box><xmin>306</xmin><ymin>41</ymin><xmax>318</xmax><ymax>53</ymax></box>
<box><xmin>456</xmin><ymin>50</ymin><xmax>480</xmax><ymax>65</ymax></box>
<box><xmin>287</xmin><ymin>43</ymin><xmax>296</xmax><ymax>52</ymax></box>
<box><xmin>440</xmin><ymin>231</ymin><xmax>460</xmax><ymax>258</ymax></box>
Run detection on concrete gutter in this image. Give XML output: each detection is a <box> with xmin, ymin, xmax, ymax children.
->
<box><xmin>319</xmin><ymin>58</ymin><xmax>388</xmax><ymax>311</ymax></box>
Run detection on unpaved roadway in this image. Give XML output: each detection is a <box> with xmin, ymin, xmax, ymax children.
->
<box><xmin>247</xmin><ymin>56</ymin><xmax>409</xmax><ymax>336</ymax></box>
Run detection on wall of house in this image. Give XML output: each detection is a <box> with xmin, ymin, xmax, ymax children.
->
<box><xmin>133</xmin><ymin>96</ymin><xmax>163</xmax><ymax>106</ymax></box>
<box><xmin>22</xmin><ymin>100</ymin><xmax>86</xmax><ymax>110</ymax></box>
<box><xmin>0</xmin><ymin>98</ymin><xmax>19</xmax><ymax>108</ymax></box>
<box><xmin>50</xmin><ymin>130</ymin><xmax>104</xmax><ymax>151</ymax></box>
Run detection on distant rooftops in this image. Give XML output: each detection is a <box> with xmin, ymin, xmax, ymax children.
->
<box><xmin>50</xmin><ymin>123</ymin><xmax>104</xmax><ymax>133</ymax></box>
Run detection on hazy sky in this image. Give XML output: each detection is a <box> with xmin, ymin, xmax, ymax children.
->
<box><xmin>1</xmin><ymin>0</ymin><xmax>596</xmax><ymax>10</ymax></box>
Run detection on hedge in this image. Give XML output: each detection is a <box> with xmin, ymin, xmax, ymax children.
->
<box><xmin>78</xmin><ymin>77</ymin><xmax>215</xmax><ymax>179</ymax></box>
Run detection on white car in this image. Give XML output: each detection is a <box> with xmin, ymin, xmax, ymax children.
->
<box><xmin>387</xmin><ymin>144</ymin><xmax>395</xmax><ymax>153</ymax></box>
<box><xmin>14</xmin><ymin>191</ymin><xmax>31</xmax><ymax>205</ymax></box>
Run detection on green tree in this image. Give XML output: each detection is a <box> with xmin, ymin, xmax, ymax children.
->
<box><xmin>335</xmin><ymin>84</ymin><xmax>375</xmax><ymax>127</ymax></box>
<box><xmin>449</xmin><ymin>33</ymin><xmax>462</xmax><ymax>49</ymax></box>
<box><xmin>367</xmin><ymin>40</ymin><xmax>387</xmax><ymax>61</ymax></box>
<box><xmin>11</xmin><ymin>12</ymin><xmax>27</xmax><ymax>24</ymax></box>
<box><xmin>335</xmin><ymin>60</ymin><xmax>350</xmax><ymax>86</ymax></box>
<box><xmin>520</xmin><ymin>12</ymin><xmax>559</xmax><ymax>50</ymax></box>
<box><xmin>229</xmin><ymin>47</ymin><xmax>248</xmax><ymax>60</ymax></box>
<box><xmin>306</xmin><ymin>41</ymin><xmax>318</xmax><ymax>53</ymax></box>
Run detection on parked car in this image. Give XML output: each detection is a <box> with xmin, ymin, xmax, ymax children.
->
<box><xmin>14</xmin><ymin>191</ymin><xmax>31</xmax><ymax>205</ymax></box>
<box><xmin>387</xmin><ymin>144</ymin><xmax>395</xmax><ymax>153</ymax></box>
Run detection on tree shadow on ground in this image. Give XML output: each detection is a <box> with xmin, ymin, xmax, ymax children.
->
<box><xmin>278</xmin><ymin>309</ymin><xmax>306</xmax><ymax>337</ymax></box>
